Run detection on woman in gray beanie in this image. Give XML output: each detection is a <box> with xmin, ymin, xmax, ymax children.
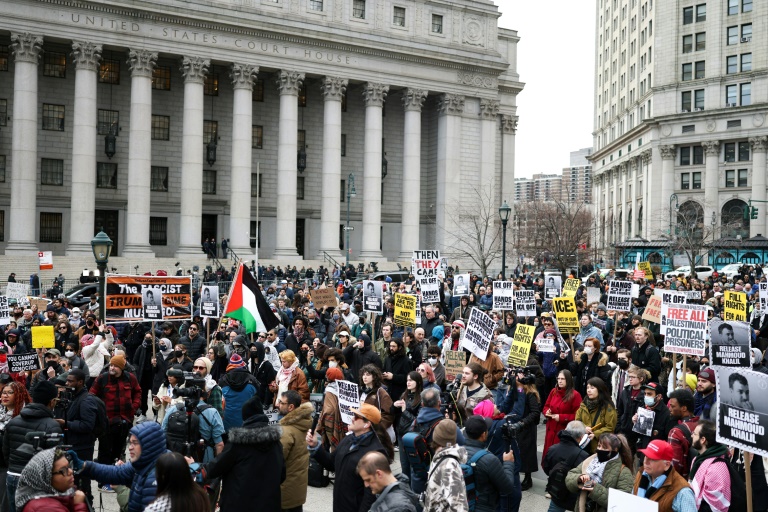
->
<box><xmin>15</xmin><ymin>447</ymin><xmax>86</xmax><ymax>512</ymax></box>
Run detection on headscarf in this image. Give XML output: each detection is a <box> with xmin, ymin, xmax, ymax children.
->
<box><xmin>15</xmin><ymin>448</ymin><xmax>75</xmax><ymax>511</ymax></box>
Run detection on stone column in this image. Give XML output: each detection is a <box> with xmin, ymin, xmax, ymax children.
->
<box><xmin>479</xmin><ymin>99</ymin><xmax>500</xmax><ymax>194</ymax></box>
<box><xmin>317</xmin><ymin>76</ymin><xmax>347</xmax><ymax>259</ymax></box>
<box><xmin>702</xmin><ymin>140</ymin><xmax>720</xmax><ymax>227</ymax></box>
<box><xmin>273</xmin><ymin>70</ymin><xmax>304</xmax><ymax>258</ymax></box>
<box><xmin>123</xmin><ymin>49</ymin><xmax>157</xmax><ymax>256</ymax></box>
<box><xmin>500</xmin><ymin>115</ymin><xmax>517</xmax><ymax>211</ymax></box>
<box><xmin>630</xmin><ymin>158</ymin><xmax>639</xmax><ymax>238</ymax></box>
<box><xmin>359</xmin><ymin>82</ymin><xmax>389</xmax><ymax>260</ymax></box>
<box><xmin>641</xmin><ymin>150</ymin><xmax>652</xmax><ymax>238</ymax></box>
<box><xmin>603</xmin><ymin>171</ymin><xmax>610</xmax><ymax>249</ymax></box>
<box><xmin>750</xmin><ymin>137</ymin><xmax>768</xmax><ymax>237</ymax></box>
<box><xmin>398</xmin><ymin>88</ymin><xmax>427</xmax><ymax>260</ymax></box>
<box><xmin>175</xmin><ymin>56</ymin><xmax>209</xmax><ymax>257</ymax></box>
<box><xmin>435</xmin><ymin>94</ymin><xmax>464</xmax><ymax>250</ymax></box>
<box><xmin>659</xmin><ymin>145</ymin><xmax>676</xmax><ymax>235</ymax></box>
<box><xmin>66</xmin><ymin>41</ymin><xmax>102</xmax><ymax>255</ymax></box>
<box><xmin>228</xmin><ymin>63</ymin><xmax>259</xmax><ymax>255</ymax></box>
<box><xmin>6</xmin><ymin>33</ymin><xmax>43</xmax><ymax>254</ymax></box>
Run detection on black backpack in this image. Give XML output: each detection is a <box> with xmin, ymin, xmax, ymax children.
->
<box><xmin>546</xmin><ymin>449</ymin><xmax>584</xmax><ymax>510</ymax></box>
<box><xmin>89</xmin><ymin>395</ymin><xmax>109</xmax><ymax>438</ymax></box>
<box><xmin>165</xmin><ymin>403</ymin><xmax>214</xmax><ymax>461</ymax></box>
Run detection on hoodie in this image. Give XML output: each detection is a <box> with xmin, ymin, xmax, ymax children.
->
<box><xmin>219</xmin><ymin>370</ymin><xmax>260</xmax><ymax>431</ymax></box>
<box><xmin>415</xmin><ymin>407</ymin><xmax>466</xmax><ymax>446</ymax></box>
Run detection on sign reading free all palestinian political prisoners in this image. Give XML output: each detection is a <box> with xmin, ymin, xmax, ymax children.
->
<box><xmin>514</xmin><ymin>290</ymin><xmax>536</xmax><ymax>317</ymax></box>
<box><xmin>106</xmin><ymin>275</ymin><xmax>192</xmax><ymax>322</ymax></box>
<box><xmin>714</xmin><ymin>367</ymin><xmax>768</xmax><ymax>457</ymax></box>
<box><xmin>419</xmin><ymin>276</ymin><xmax>441</xmax><ymax>304</ymax></box>
<box><xmin>461</xmin><ymin>308</ymin><xmax>496</xmax><ymax>361</ymax></box>
<box><xmin>493</xmin><ymin>281</ymin><xmax>515</xmax><ymax>310</ymax></box>
<box><xmin>606</xmin><ymin>281</ymin><xmax>633</xmax><ymax>311</ymax></box>
<box><xmin>659</xmin><ymin>303</ymin><xmax>707</xmax><ymax>356</ymax></box>
<box><xmin>709</xmin><ymin>320</ymin><xmax>752</xmax><ymax>368</ymax></box>
<box><xmin>411</xmin><ymin>250</ymin><xmax>441</xmax><ymax>278</ymax></box>
<box><xmin>336</xmin><ymin>380</ymin><xmax>360</xmax><ymax>425</ymax></box>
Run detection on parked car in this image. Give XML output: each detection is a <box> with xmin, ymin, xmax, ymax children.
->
<box><xmin>64</xmin><ymin>283</ymin><xmax>100</xmax><ymax>307</ymax></box>
<box><xmin>718</xmin><ymin>263</ymin><xmax>742</xmax><ymax>280</ymax></box>
<box><xmin>351</xmin><ymin>270</ymin><xmax>411</xmax><ymax>286</ymax></box>
<box><xmin>584</xmin><ymin>268</ymin><xmax>635</xmax><ymax>281</ymax></box>
<box><xmin>664</xmin><ymin>265</ymin><xmax>714</xmax><ymax>280</ymax></box>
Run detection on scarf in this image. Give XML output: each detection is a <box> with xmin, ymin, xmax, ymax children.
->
<box><xmin>582</xmin><ymin>396</ymin><xmax>601</xmax><ymax>412</ymax></box>
<box><xmin>585</xmin><ymin>452</ymin><xmax>618</xmax><ymax>484</ymax></box>
<box><xmin>325</xmin><ymin>381</ymin><xmax>338</xmax><ymax>397</ymax></box>
<box><xmin>636</xmin><ymin>472</ymin><xmax>668</xmax><ymax>499</ymax></box>
<box><xmin>0</xmin><ymin>405</ymin><xmax>13</xmax><ymax>431</ymax></box>
<box><xmin>277</xmin><ymin>361</ymin><xmax>298</xmax><ymax>396</ymax></box>
<box><xmin>264</xmin><ymin>341</ymin><xmax>281</xmax><ymax>370</ymax></box>
<box><xmin>689</xmin><ymin>443</ymin><xmax>729</xmax><ymax>479</ymax></box>
<box><xmin>15</xmin><ymin>448</ymin><xmax>75</xmax><ymax>511</ymax></box>
<box><xmin>293</xmin><ymin>325</ymin><xmax>305</xmax><ymax>339</ymax></box>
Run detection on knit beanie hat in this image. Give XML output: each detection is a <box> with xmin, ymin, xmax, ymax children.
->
<box><xmin>110</xmin><ymin>354</ymin><xmax>126</xmax><ymax>370</ymax></box>
<box><xmin>326</xmin><ymin>367</ymin><xmax>344</xmax><ymax>382</ymax></box>
<box><xmin>194</xmin><ymin>357</ymin><xmax>212</xmax><ymax>374</ymax></box>
<box><xmin>80</xmin><ymin>334</ymin><xmax>95</xmax><ymax>347</ymax></box>
<box><xmin>241</xmin><ymin>395</ymin><xmax>267</xmax><ymax>422</ymax></box>
<box><xmin>31</xmin><ymin>381</ymin><xmax>57</xmax><ymax>405</ymax></box>
<box><xmin>432</xmin><ymin>418</ymin><xmax>457</xmax><ymax>447</ymax></box>
<box><xmin>227</xmin><ymin>353</ymin><xmax>246</xmax><ymax>373</ymax></box>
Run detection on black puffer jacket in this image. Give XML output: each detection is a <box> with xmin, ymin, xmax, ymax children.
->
<box><xmin>571</xmin><ymin>352</ymin><xmax>612</xmax><ymax>397</ymax></box>
<box><xmin>64</xmin><ymin>387</ymin><xmax>99</xmax><ymax>452</ymax></box>
<box><xmin>2</xmin><ymin>403</ymin><xmax>63</xmax><ymax>473</ymax></box>
<box><xmin>464</xmin><ymin>439</ymin><xmax>517</xmax><ymax>512</ymax></box>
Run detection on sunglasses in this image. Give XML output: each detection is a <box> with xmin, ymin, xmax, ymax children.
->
<box><xmin>193</xmin><ymin>365</ymin><xmax>207</xmax><ymax>370</ymax></box>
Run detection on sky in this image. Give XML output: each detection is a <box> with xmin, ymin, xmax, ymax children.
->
<box><xmin>497</xmin><ymin>0</ymin><xmax>596</xmax><ymax>177</ymax></box>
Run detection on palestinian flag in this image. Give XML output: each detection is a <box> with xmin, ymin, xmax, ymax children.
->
<box><xmin>223</xmin><ymin>264</ymin><xmax>280</xmax><ymax>334</ymax></box>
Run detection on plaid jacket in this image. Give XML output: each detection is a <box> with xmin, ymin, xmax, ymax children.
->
<box><xmin>90</xmin><ymin>371</ymin><xmax>142</xmax><ymax>423</ymax></box>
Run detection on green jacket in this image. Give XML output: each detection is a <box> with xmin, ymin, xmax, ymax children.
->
<box><xmin>565</xmin><ymin>454</ymin><xmax>634</xmax><ymax>512</ymax></box>
<box><xmin>574</xmin><ymin>402</ymin><xmax>617</xmax><ymax>453</ymax></box>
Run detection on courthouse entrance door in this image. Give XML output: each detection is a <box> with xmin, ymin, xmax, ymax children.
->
<box><xmin>296</xmin><ymin>219</ymin><xmax>305</xmax><ymax>258</ymax></box>
<box><xmin>94</xmin><ymin>210</ymin><xmax>119</xmax><ymax>256</ymax></box>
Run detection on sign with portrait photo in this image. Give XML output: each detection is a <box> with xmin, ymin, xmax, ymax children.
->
<box><xmin>363</xmin><ymin>280</ymin><xmax>384</xmax><ymax>314</ymax></box>
<box><xmin>544</xmin><ymin>276</ymin><xmax>561</xmax><ymax>300</ymax></box>
<box><xmin>454</xmin><ymin>274</ymin><xmax>470</xmax><ymax>297</ymax></box>
<box><xmin>709</xmin><ymin>319</ymin><xmax>751</xmax><ymax>368</ymax></box>
<box><xmin>714</xmin><ymin>368</ymin><xmax>768</xmax><ymax>457</ymax></box>
<box><xmin>142</xmin><ymin>286</ymin><xmax>164</xmax><ymax>321</ymax></box>
<box><xmin>200</xmin><ymin>285</ymin><xmax>220</xmax><ymax>319</ymax></box>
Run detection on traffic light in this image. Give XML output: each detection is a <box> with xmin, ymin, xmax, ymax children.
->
<box><xmin>752</xmin><ymin>206</ymin><xmax>759</xmax><ymax>219</ymax></box>
<box><xmin>744</xmin><ymin>206</ymin><xmax>750</xmax><ymax>220</ymax></box>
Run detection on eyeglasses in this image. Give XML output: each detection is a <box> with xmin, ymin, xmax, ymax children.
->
<box><xmin>189</xmin><ymin>327</ymin><xmax>198</xmax><ymax>331</ymax></box>
<box><xmin>128</xmin><ymin>440</ymin><xmax>141</xmax><ymax>447</ymax></box>
<box><xmin>52</xmin><ymin>465</ymin><xmax>73</xmax><ymax>477</ymax></box>
<box><xmin>258</xmin><ymin>335</ymin><xmax>266</xmax><ymax>339</ymax></box>
<box><xmin>58</xmin><ymin>327</ymin><xmax>68</xmax><ymax>330</ymax></box>
<box><xmin>193</xmin><ymin>366</ymin><xmax>207</xmax><ymax>370</ymax></box>
<box><xmin>417</xmin><ymin>368</ymin><xmax>427</xmax><ymax>373</ymax></box>
<box><xmin>1</xmin><ymin>390</ymin><xmax>14</xmax><ymax>396</ymax></box>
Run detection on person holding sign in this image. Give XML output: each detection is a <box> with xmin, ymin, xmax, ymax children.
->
<box><xmin>575</xmin><ymin>378</ymin><xmax>617</xmax><ymax>453</ymax></box>
<box><xmin>633</xmin><ymin>440</ymin><xmax>697</xmax><ymax>512</ymax></box>
<box><xmin>632</xmin><ymin>382</ymin><xmax>674</xmax><ymax>459</ymax></box>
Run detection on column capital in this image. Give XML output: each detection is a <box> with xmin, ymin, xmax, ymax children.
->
<box><xmin>659</xmin><ymin>144</ymin><xmax>676</xmax><ymax>160</ymax></box>
<box><xmin>749</xmin><ymin>136</ymin><xmax>768</xmax><ymax>153</ymax></box>
<box><xmin>403</xmin><ymin>88</ymin><xmax>427</xmax><ymax>112</ymax></box>
<box><xmin>277</xmin><ymin>70</ymin><xmax>305</xmax><ymax>96</ymax></box>
<box><xmin>10</xmin><ymin>33</ymin><xmax>43</xmax><ymax>64</ymax></box>
<box><xmin>363</xmin><ymin>82</ymin><xmax>389</xmax><ymax>107</ymax></box>
<box><xmin>501</xmin><ymin>114</ymin><xmax>518</xmax><ymax>134</ymax></box>
<box><xmin>479</xmin><ymin>99</ymin><xmax>500</xmax><ymax>120</ymax></box>
<box><xmin>128</xmin><ymin>49</ymin><xmax>158</xmax><ymax>78</ymax></box>
<box><xmin>321</xmin><ymin>76</ymin><xmax>348</xmax><ymax>101</ymax></box>
<box><xmin>180</xmin><ymin>56</ymin><xmax>210</xmax><ymax>84</ymax></box>
<box><xmin>641</xmin><ymin>149</ymin><xmax>652</xmax><ymax>164</ymax></box>
<box><xmin>230</xmin><ymin>63</ymin><xmax>258</xmax><ymax>90</ymax></box>
<box><xmin>71</xmin><ymin>41</ymin><xmax>102</xmax><ymax>71</ymax></box>
<box><xmin>437</xmin><ymin>93</ymin><xmax>465</xmax><ymax>116</ymax></box>
<box><xmin>702</xmin><ymin>140</ymin><xmax>720</xmax><ymax>156</ymax></box>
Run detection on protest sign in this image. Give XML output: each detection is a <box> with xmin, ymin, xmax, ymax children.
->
<box><xmin>29</xmin><ymin>298</ymin><xmax>48</xmax><ymax>312</ymax></box>
<box><xmin>337</xmin><ymin>380</ymin><xmax>360</xmax><ymax>425</ymax></box>
<box><xmin>637</xmin><ymin>261</ymin><xmax>653</xmax><ymax>279</ymax></box>
<box><xmin>606</xmin><ymin>281</ymin><xmax>633</xmax><ymax>311</ymax></box>
<box><xmin>682</xmin><ymin>290</ymin><xmax>701</xmax><ymax>301</ymax></box>
<box><xmin>200</xmin><ymin>285</ymin><xmax>220</xmax><ymax>318</ymax></box>
<box><xmin>31</xmin><ymin>325</ymin><xmax>55</xmax><ymax>349</ymax></box>
<box><xmin>419</xmin><ymin>276</ymin><xmax>441</xmax><ymax>305</ymax></box>
<box><xmin>454</xmin><ymin>274</ymin><xmax>470</xmax><ymax>296</ymax></box>
<box><xmin>492</xmin><ymin>281</ymin><xmax>515</xmax><ymax>310</ymax></box>
<box><xmin>654</xmin><ymin>289</ymin><xmax>688</xmax><ymax>305</ymax></box>
<box><xmin>760</xmin><ymin>282</ymin><xmax>768</xmax><ymax>312</ymax></box>
<box><xmin>363</xmin><ymin>280</ymin><xmax>384</xmax><ymax>314</ymax></box>
<box><xmin>714</xmin><ymin>368</ymin><xmax>768</xmax><ymax>457</ymax></box>
<box><xmin>461</xmin><ymin>308</ymin><xmax>496</xmax><ymax>360</ymax></box>
<box><xmin>586</xmin><ymin>287</ymin><xmax>601</xmax><ymax>305</ymax></box>
<box><xmin>633</xmin><ymin>269</ymin><xmax>645</xmax><ymax>280</ymax></box>
<box><xmin>415</xmin><ymin>294</ymin><xmax>421</xmax><ymax>325</ymax></box>
<box><xmin>142</xmin><ymin>286</ymin><xmax>164</xmax><ymax>321</ymax></box>
<box><xmin>106</xmin><ymin>275</ymin><xmax>192</xmax><ymax>322</ymax></box>
<box><xmin>0</xmin><ymin>296</ymin><xmax>9</xmax><ymax>326</ymax></box>
<box><xmin>544</xmin><ymin>276</ymin><xmax>561</xmax><ymax>300</ymax></box>
<box><xmin>5</xmin><ymin>283</ymin><xmax>29</xmax><ymax>302</ymax></box>
<box><xmin>38</xmin><ymin>251</ymin><xmax>53</xmax><ymax>270</ymax></box>
<box><xmin>411</xmin><ymin>250</ymin><xmax>441</xmax><ymax>279</ymax></box>
<box><xmin>562</xmin><ymin>278</ymin><xmax>581</xmax><ymax>298</ymax></box>
<box><xmin>659</xmin><ymin>304</ymin><xmax>707</xmax><ymax>356</ymax></box>
<box><xmin>514</xmin><ymin>290</ymin><xmax>536</xmax><ymax>317</ymax></box>
<box><xmin>508</xmin><ymin>324</ymin><xmax>535</xmax><ymax>367</ymax></box>
<box><xmin>709</xmin><ymin>320</ymin><xmax>752</xmax><ymax>368</ymax></box>
<box><xmin>7</xmin><ymin>353</ymin><xmax>40</xmax><ymax>373</ymax></box>
<box><xmin>723</xmin><ymin>290</ymin><xmax>747</xmax><ymax>321</ymax></box>
<box><xmin>393</xmin><ymin>293</ymin><xmax>416</xmax><ymax>327</ymax></box>
<box><xmin>633</xmin><ymin>408</ymin><xmax>655</xmax><ymax>436</ymax></box>
<box><xmin>444</xmin><ymin>350</ymin><xmax>466</xmax><ymax>381</ymax></box>
<box><xmin>607</xmin><ymin>488</ymin><xmax>658</xmax><ymax>512</ymax></box>
<box><xmin>535</xmin><ymin>332</ymin><xmax>555</xmax><ymax>353</ymax></box>
<box><xmin>552</xmin><ymin>297</ymin><xmax>579</xmax><ymax>334</ymax></box>
<box><xmin>641</xmin><ymin>295</ymin><xmax>663</xmax><ymax>324</ymax></box>
<box><xmin>312</xmin><ymin>287</ymin><xmax>338</xmax><ymax>310</ymax></box>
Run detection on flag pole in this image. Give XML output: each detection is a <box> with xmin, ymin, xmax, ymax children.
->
<box><xmin>214</xmin><ymin>261</ymin><xmax>243</xmax><ymax>343</ymax></box>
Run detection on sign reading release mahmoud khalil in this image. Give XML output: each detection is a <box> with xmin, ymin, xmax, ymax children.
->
<box><xmin>714</xmin><ymin>368</ymin><xmax>768</xmax><ymax>457</ymax></box>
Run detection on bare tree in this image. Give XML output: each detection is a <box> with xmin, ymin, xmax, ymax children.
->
<box><xmin>655</xmin><ymin>200</ymin><xmax>718</xmax><ymax>277</ymax></box>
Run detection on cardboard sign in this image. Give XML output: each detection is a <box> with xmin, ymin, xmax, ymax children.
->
<box><xmin>714</xmin><ymin>368</ymin><xmax>768</xmax><ymax>458</ymax></box>
<box><xmin>393</xmin><ymin>293</ymin><xmax>417</xmax><ymax>327</ymax></box>
<box><xmin>508</xmin><ymin>324</ymin><xmax>535</xmax><ymax>367</ymax></box>
<box><xmin>31</xmin><ymin>325</ymin><xmax>55</xmax><ymax>349</ymax></box>
<box><xmin>411</xmin><ymin>250</ymin><xmax>441</xmax><ymax>279</ymax></box>
<box><xmin>660</xmin><ymin>304</ymin><xmax>707</xmax><ymax>356</ymax></box>
<box><xmin>552</xmin><ymin>297</ymin><xmax>579</xmax><ymax>334</ymax></box>
<box><xmin>419</xmin><ymin>276</ymin><xmax>441</xmax><ymax>304</ymax></box>
<box><xmin>606</xmin><ymin>281</ymin><xmax>633</xmax><ymax>311</ymax></box>
<box><xmin>453</xmin><ymin>274</ymin><xmax>470</xmax><ymax>296</ymax></box>
<box><xmin>105</xmin><ymin>275</ymin><xmax>192</xmax><ymax>323</ymax></box>
<box><xmin>444</xmin><ymin>350</ymin><xmax>466</xmax><ymax>381</ymax></box>
<box><xmin>514</xmin><ymin>290</ymin><xmax>536</xmax><ymax>317</ymax></box>
<box><xmin>5</xmin><ymin>283</ymin><xmax>29</xmax><ymax>302</ymax></box>
<box><xmin>723</xmin><ymin>290</ymin><xmax>747</xmax><ymax>321</ymax></box>
<box><xmin>492</xmin><ymin>281</ymin><xmax>515</xmax><ymax>310</ymax></box>
<box><xmin>337</xmin><ymin>380</ymin><xmax>360</xmax><ymax>425</ymax></box>
<box><xmin>641</xmin><ymin>295</ymin><xmax>663</xmax><ymax>324</ymax></box>
<box><xmin>38</xmin><ymin>251</ymin><xmax>53</xmax><ymax>270</ymax></box>
<box><xmin>312</xmin><ymin>287</ymin><xmax>338</xmax><ymax>310</ymax></box>
<box><xmin>0</xmin><ymin>296</ymin><xmax>9</xmax><ymax>326</ymax></box>
<box><xmin>200</xmin><ymin>285</ymin><xmax>220</xmax><ymax>319</ymax></box>
<box><xmin>142</xmin><ymin>286</ymin><xmax>164</xmax><ymax>321</ymax></box>
<box><xmin>607</xmin><ymin>489</ymin><xmax>659</xmax><ymax>512</ymax></box>
<box><xmin>7</xmin><ymin>353</ymin><xmax>40</xmax><ymax>373</ymax></box>
<box><xmin>461</xmin><ymin>308</ymin><xmax>496</xmax><ymax>360</ymax></box>
<box><xmin>637</xmin><ymin>262</ymin><xmax>653</xmax><ymax>279</ymax></box>
<box><xmin>709</xmin><ymin>320</ymin><xmax>751</xmax><ymax>368</ymax></box>
<box><xmin>562</xmin><ymin>278</ymin><xmax>581</xmax><ymax>298</ymax></box>
<box><xmin>363</xmin><ymin>280</ymin><xmax>384</xmax><ymax>314</ymax></box>
<box><xmin>29</xmin><ymin>298</ymin><xmax>48</xmax><ymax>312</ymax></box>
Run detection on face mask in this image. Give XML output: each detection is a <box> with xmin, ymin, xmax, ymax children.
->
<box><xmin>596</xmin><ymin>449</ymin><xmax>614</xmax><ymax>463</ymax></box>
<box><xmin>87</xmin><ymin>320</ymin><xmax>94</xmax><ymax>326</ymax></box>
<box><xmin>534</xmin><ymin>321</ymin><xmax>539</xmax><ymax>327</ymax></box>
<box><xmin>617</xmin><ymin>359</ymin><xmax>629</xmax><ymax>370</ymax></box>
<box><xmin>0</xmin><ymin>355</ymin><xmax>6</xmax><ymax>363</ymax></box>
<box><xmin>174</xmin><ymin>350</ymin><xmax>183</xmax><ymax>358</ymax></box>
<box><xmin>644</xmin><ymin>396</ymin><xmax>656</xmax><ymax>407</ymax></box>
<box><xmin>250</xmin><ymin>351</ymin><xmax>259</xmax><ymax>359</ymax></box>
<box><xmin>428</xmin><ymin>357</ymin><xmax>438</xmax><ymax>366</ymax></box>
<box><xmin>583</xmin><ymin>347</ymin><xmax>593</xmax><ymax>355</ymax></box>
<box><xmin>333</xmin><ymin>314</ymin><xmax>339</xmax><ymax>321</ymax></box>
<box><xmin>328</xmin><ymin>361</ymin><xmax>338</xmax><ymax>368</ymax></box>
<box><xmin>65</xmin><ymin>351</ymin><xmax>75</xmax><ymax>358</ymax></box>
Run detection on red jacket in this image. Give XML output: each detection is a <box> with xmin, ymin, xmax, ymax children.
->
<box><xmin>668</xmin><ymin>416</ymin><xmax>700</xmax><ymax>478</ymax></box>
<box><xmin>22</xmin><ymin>495</ymin><xmax>89</xmax><ymax>512</ymax></box>
<box><xmin>90</xmin><ymin>371</ymin><xmax>142</xmax><ymax>423</ymax></box>
<box><xmin>542</xmin><ymin>387</ymin><xmax>582</xmax><ymax>460</ymax></box>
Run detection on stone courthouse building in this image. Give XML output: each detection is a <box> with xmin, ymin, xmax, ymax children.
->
<box><xmin>0</xmin><ymin>0</ymin><xmax>522</xmax><ymax>261</ymax></box>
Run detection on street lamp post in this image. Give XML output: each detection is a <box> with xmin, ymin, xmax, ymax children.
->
<box><xmin>345</xmin><ymin>173</ymin><xmax>356</xmax><ymax>266</ymax></box>
<box><xmin>669</xmin><ymin>193</ymin><xmax>679</xmax><ymax>236</ymax></box>
<box><xmin>91</xmin><ymin>229</ymin><xmax>113</xmax><ymax>323</ymax></box>
<box><xmin>499</xmin><ymin>201</ymin><xmax>511</xmax><ymax>279</ymax></box>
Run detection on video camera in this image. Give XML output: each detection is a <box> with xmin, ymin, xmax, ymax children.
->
<box><xmin>502</xmin><ymin>366</ymin><xmax>537</xmax><ymax>387</ymax></box>
<box><xmin>172</xmin><ymin>372</ymin><xmax>207</xmax><ymax>400</ymax></box>
<box><xmin>18</xmin><ymin>432</ymin><xmax>71</xmax><ymax>464</ymax></box>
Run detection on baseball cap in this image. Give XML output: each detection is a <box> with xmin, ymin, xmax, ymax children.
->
<box><xmin>641</xmin><ymin>382</ymin><xmax>662</xmax><ymax>393</ymax></box>
<box><xmin>638</xmin><ymin>440</ymin><xmax>674</xmax><ymax>461</ymax></box>
<box><xmin>351</xmin><ymin>403</ymin><xmax>381</xmax><ymax>425</ymax></box>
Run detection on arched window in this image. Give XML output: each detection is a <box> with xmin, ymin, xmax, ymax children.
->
<box><xmin>741</xmin><ymin>252</ymin><xmax>760</xmax><ymax>264</ymax></box>
<box><xmin>627</xmin><ymin>208</ymin><xmax>632</xmax><ymax>236</ymax></box>
<box><xmin>638</xmin><ymin>206</ymin><xmax>643</xmax><ymax>234</ymax></box>
<box><xmin>721</xmin><ymin>199</ymin><xmax>749</xmax><ymax>239</ymax></box>
<box><xmin>714</xmin><ymin>251</ymin><xmax>735</xmax><ymax>266</ymax></box>
<box><xmin>648</xmin><ymin>251</ymin><xmax>662</xmax><ymax>264</ymax></box>
<box><xmin>677</xmin><ymin>201</ymin><xmax>704</xmax><ymax>240</ymax></box>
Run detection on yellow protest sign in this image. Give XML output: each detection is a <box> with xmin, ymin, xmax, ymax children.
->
<box><xmin>638</xmin><ymin>261</ymin><xmax>653</xmax><ymax>279</ymax></box>
<box><xmin>553</xmin><ymin>297</ymin><xmax>580</xmax><ymax>334</ymax></box>
<box><xmin>508</xmin><ymin>324</ymin><xmax>535</xmax><ymax>367</ymax></box>
<box><xmin>393</xmin><ymin>293</ymin><xmax>417</xmax><ymax>326</ymax></box>
<box><xmin>31</xmin><ymin>325</ymin><xmax>55</xmax><ymax>349</ymax></box>
<box><xmin>562</xmin><ymin>278</ymin><xmax>581</xmax><ymax>298</ymax></box>
<box><xmin>723</xmin><ymin>290</ymin><xmax>747</xmax><ymax>321</ymax></box>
